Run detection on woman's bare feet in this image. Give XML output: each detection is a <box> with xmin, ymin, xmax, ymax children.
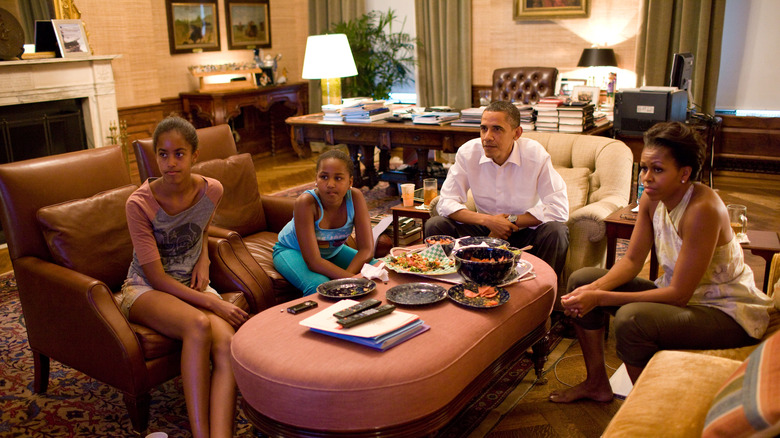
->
<box><xmin>549</xmin><ymin>381</ymin><xmax>614</xmax><ymax>403</ymax></box>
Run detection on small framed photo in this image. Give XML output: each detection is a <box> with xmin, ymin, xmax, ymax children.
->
<box><xmin>226</xmin><ymin>0</ymin><xmax>271</xmax><ymax>50</ymax></box>
<box><xmin>165</xmin><ymin>0</ymin><xmax>221</xmax><ymax>54</ymax></box>
<box><xmin>572</xmin><ymin>86</ymin><xmax>601</xmax><ymax>104</ymax></box>
<box><xmin>254</xmin><ymin>66</ymin><xmax>274</xmax><ymax>87</ymax></box>
<box><xmin>51</xmin><ymin>19</ymin><xmax>90</xmax><ymax>58</ymax></box>
<box><xmin>558</xmin><ymin>78</ymin><xmax>587</xmax><ymax>97</ymax></box>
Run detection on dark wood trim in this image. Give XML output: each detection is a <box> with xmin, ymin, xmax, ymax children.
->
<box><xmin>716</xmin><ymin>114</ymin><xmax>780</xmax><ymax>174</ymax></box>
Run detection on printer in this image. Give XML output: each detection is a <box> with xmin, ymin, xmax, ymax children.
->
<box><xmin>614</xmin><ymin>88</ymin><xmax>688</xmax><ymax>136</ymax></box>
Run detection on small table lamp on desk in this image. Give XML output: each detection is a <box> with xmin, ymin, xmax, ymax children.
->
<box><xmin>301</xmin><ymin>34</ymin><xmax>358</xmax><ymax>106</ymax></box>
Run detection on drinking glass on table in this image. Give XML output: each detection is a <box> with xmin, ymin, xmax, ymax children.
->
<box><xmin>423</xmin><ymin>178</ymin><xmax>438</xmax><ymax>208</ymax></box>
<box><xmin>727</xmin><ymin>204</ymin><xmax>748</xmax><ymax>240</ymax></box>
<box><xmin>401</xmin><ymin>183</ymin><xmax>415</xmax><ymax>207</ymax></box>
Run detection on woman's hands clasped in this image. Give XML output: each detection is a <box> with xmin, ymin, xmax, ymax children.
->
<box><xmin>560</xmin><ymin>284</ymin><xmax>601</xmax><ymax>318</ymax></box>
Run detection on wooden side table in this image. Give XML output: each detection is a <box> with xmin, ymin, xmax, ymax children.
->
<box><xmin>604</xmin><ymin>204</ymin><xmax>658</xmax><ymax>280</ymax></box>
<box><xmin>743</xmin><ymin>230</ymin><xmax>780</xmax><ymax>292</ymax></box>
<box><xmin>390</xmin><ymin>203</ymin><xmax>431</xmax><ymax>247</ymax></box>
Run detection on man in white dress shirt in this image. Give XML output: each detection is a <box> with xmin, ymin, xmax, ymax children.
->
<box><xmin>425</xmin><ymin>100</ymin><xmax>570</xmax><ymax>274</ymax></box>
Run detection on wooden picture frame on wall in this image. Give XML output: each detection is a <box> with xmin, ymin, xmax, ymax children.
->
<box><xmin>165</xmin><ymin>0</ymin><xmax>221</xmax><ymax>54</ymax></box>
<box><xmin>225</xmin><ymin>0</ymin><xmax>271</xmax><ymax>50</ymax></box>
<box><xmin>514</xmin><ymin>0</ymin><xmax>589</xmax><ymax>20</ymax></box>
<box><xmin>51</xmin><ymin>19</ymin><xmax>91</xmax><ymax>58</ymax></box>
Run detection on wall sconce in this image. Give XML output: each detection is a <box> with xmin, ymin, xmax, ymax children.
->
<box><xmin>301</xmin><ymin>34</ymin><xmax>358</xmax><ymax>106</ymax></box>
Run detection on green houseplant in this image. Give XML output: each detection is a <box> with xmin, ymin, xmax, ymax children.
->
<box><xmin>330</xmin><ymin>9</ymin><xmax>416</xmax><ymax>100</ymax></box>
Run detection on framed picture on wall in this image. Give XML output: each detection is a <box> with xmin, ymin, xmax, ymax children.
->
<box><xmin>225</xmin><ymin>0</ymin><xmax>272</xmax><ymax>50</ymax></box>
<box><xmin>514</xmin><ymin>0</ymin><xmax>589</xmax><ymax>20</ymax></box>
<box><xmin>51</xmin><ymin>19</ymin><xmax>90</xmax><ymax>58</ymax></box>
<box><xmin>572</xmin><ymin>86</ymin><xmax>601</xmax><ymax>104</ymax></box>
<box><xmin>165</xmin><ymin>0</ymin><xmax>221</xmax><ymax>54</ymax></box>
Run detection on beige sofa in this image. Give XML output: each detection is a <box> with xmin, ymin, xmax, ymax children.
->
<box><xmin>431</xmin><ymin>131</ymin><xmax>634</xmax><ymax>293</ymax></box>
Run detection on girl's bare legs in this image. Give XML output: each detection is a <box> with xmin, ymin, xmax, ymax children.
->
<box><xmin>549</xmin><ymin>323</ymin><xmax>614</xmax><ymax>403</ymax></box>
<box><xmin>130</xmin><ymin>291</ymin><xmax>216</xmax><ymax>437</ymax></box>
<box><xmin>205</xmin><ymin>313</ymin><xmax>237</xmax><ymax>438</ymax></box>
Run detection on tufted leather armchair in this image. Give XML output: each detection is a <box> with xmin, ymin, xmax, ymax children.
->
<box><xmin>492</xmin><ymin>67</ymin><xmax>559</xmax><ymax>105</ymax></box>
<box><xmin>133</xmin><ymin>124</ymin><xmax>301</xmax><ymax>309</ymax></box>
<box><xmin>0</xmin><ymin>146</ymin><xmax>251</xmax><ymax>433</ymax></box>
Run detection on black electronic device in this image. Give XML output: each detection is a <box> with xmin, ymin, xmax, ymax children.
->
<box><xmin>670</xmin><ymin>52</ymin><xmax>694</xmax><ymax>92</ymax></box>
<box><xmin>34</xmin><ymin>21</ymin><xmax>61</xmax><ymax>57</ymax></box>
<box><xmin>332</xmin><ymin>298</ymin><xmax>382</xmax><ymax>319</ymax></box>
<box><xmin>614</xmin><ymin>89</ymin><xmax>688</xmax><ymax>136</ymax></box>
<box><xmin>337</xmin><ymin>304</ymin><xmax>396</xmax><ymax>328</ymax></box>
<box><xmin>287</xmin><ymin>300</ymin><xmax>319</xmax><ymax>314</ymax></box>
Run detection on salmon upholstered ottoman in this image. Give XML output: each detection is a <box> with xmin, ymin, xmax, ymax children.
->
<box><xmin>231</xmin><ymin>253</ymin><xmax>556</xmax><ymax>437</ymax></box>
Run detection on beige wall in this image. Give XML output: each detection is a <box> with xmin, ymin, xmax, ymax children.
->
<box><xmin>76</xmin><ymin>0</ymin><xmax>308</xmax><ymax>108</ymax></box>
<box><xmin>471</xmin><ymin>0</ymin><xmax>641</xmax><ymax>89</ymax></box>
<box><xmin>72</xmin><ymin>0</ymin><xmax>639</xmax><ymax>108</ymax></box>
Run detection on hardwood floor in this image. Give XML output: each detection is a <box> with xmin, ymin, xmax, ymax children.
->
<box><xmin>0</xmin><ymin>152</ymin><xmax>776</xmax><ymax>437</ymax></box>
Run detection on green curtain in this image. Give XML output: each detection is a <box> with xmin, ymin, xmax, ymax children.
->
<box><xmin>307</xmin><ymin>0</ymin><xmax>365</xmax><ymax>112</ymax></box>
<box><xmin>414</xmin><ymin>0</ymin><xmax>472</xmax><ymax>109</ymax></box>
<box><xmin>634</xmin><ymin>0</ymin><xmax>726</xmax><ymax>115</ymax></box>
<box><xmin>18</xmin><ymin>0</ymin><xmax>53</xmax><ymax>44</ymax></box>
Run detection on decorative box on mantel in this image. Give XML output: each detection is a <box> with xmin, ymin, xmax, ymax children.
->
<box><xmin>0</xmin><ymin>55</ymin><xmax>120</xmax><ymax>150</ymax></box>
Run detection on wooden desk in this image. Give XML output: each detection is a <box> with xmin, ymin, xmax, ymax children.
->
<box><xmin>286</xmin><ymin>114</ymin><xmax>613</xmax><ymax>188</ymax></box>
<box><xmin>180</xmin><ymin>83</ymin><xmax>308</xmax><ymax>156</ymax></box>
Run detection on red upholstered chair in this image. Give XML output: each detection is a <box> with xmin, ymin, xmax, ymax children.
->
<box><xmin>133</xmin><ymin>124</ymin><xmax>301</xmax><ymax>309</ymax></box>
<box><xmin>0</xmin><ymin>146</ymin><xmax>251</xmax><ymax>433</ymax></box>
<box><xmin>491</xmin><ymin>67</ymin><xmax>559</xmax><ymax>105</ymax></box>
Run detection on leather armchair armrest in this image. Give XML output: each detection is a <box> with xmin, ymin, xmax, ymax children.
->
<box><xmin>260</xmin><ymin>195</ymin><xmax>295</xmax><ymax>233</ymax></box>
<box><xmin>208</xmin><ymin>225</ymin><xmax>241</xmax><ymax>240</ymax></box>
<box><xmin>13</xmin><ymin>256</ymin><xmax>149</xmax><ymax>392</ymax></box>
<box><xmin>567</xmin><ymin>197</ymin><xmax>627</xmax><ymax>243</ymax></box>
<box><xmin>207</xmin><ymin>235</ymin><xmax>276</xmax><ymax>312</ymax></box>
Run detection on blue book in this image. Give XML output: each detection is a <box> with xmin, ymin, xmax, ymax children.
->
<box><xmin>310</xmin><ymin>320</ymin><xmax>429</xmax><ymax>351</ymax></box>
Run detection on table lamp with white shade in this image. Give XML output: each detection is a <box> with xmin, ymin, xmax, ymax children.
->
<box><xmin>302</xmin><ymin>34</ymin><xmax>358</xmax><ymax>106</ymax></box>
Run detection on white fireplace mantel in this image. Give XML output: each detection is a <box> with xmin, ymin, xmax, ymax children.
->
<box><xmin>0</xmin><ymin>55</ymin><xmax>120</xmax><ymax>149</ymax></box>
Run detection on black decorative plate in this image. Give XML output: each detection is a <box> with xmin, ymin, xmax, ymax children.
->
<box><xmin>448</xmin><ymin>282</ymin><xmax>510</xmax><ymax>308</ymax></box>
<box><xmin>316</xmin><ymin>278</ymin><xmax>377</xmax><ymax>299</ymax></box>
<box><xmin>386</xmin><ymin>283</ymin><xmax>448</xmax><ymax>306</ymax></box>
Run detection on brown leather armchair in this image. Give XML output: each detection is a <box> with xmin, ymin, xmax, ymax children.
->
<box><xmin>133</xmin><ymin>124</ymin><xmax>302</xmax><ymax>309</ymax></box>
<box><xmin>492</xmin><ymin>67</ymin><xmax>559</xmax><ymax>105</ymax></box>
<box><xmin>0</xmin><ymin>146</ymin><xmax>250</xmax><ymax>433</ymax></box>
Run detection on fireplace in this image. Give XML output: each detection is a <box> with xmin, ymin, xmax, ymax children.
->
<box><xmin>0</xmin><ymin>99</ymin><xmax>87</xmax><ymax>163</ymax></box>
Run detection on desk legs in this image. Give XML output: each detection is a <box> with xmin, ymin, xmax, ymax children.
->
<box><xmin>347</xmin><ymin>144</ymin><xmax>379</xmax><ymax>188</ymax></box>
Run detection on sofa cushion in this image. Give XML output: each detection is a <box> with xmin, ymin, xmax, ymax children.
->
<box><xmin>36</xmin><ymin>185</ymin><xmax>137</xmax><ymax>290</ymax></box>
<box><xmin>702</xmin><ymin>330</ymin><xmax>780</xmax><ymax>438</ymax></box>
<box><xmin>192</xmin><ymin>153</ymin><xmax>267</xmax><ymax>235</ymax></box>
<box><xmin>555</xmin><ymin>167</ymin><xmax>590</xmax><ymax>213</ymax></box>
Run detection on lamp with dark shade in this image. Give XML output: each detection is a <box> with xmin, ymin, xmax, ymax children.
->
<box><xmin>577</xmin><ymin>48</ymin><xmax>618</xmax><ymax>67</ymax></box>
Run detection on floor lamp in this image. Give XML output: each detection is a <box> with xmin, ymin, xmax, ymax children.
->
<box><xmin>302</xmin><ymin>34</ymin><xmax>358</xmax><ymax>107</ymax></box>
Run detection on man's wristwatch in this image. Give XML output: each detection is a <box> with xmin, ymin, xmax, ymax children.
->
<box><xmin>507</xmin><ymin>214</ymin><xmax>517</xmax><ymax>224</ymax></box>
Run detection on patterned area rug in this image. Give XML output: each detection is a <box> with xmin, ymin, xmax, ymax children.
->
<box><xmin>0</xmin><ymin>271</ymin><xmax>566</xmax><ymax>437</ymax></box>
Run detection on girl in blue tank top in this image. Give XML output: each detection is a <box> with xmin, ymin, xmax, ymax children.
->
<box><xmin>273</xmin><ymin>149</ymin><xmax>375</xmax><ymax>296</ymax></box>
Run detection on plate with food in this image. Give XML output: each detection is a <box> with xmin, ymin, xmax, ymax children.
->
<box><xmin>382</xmin><ymin>247</ymin><xmax>456</xmax><ymax>276</ymax></box>
<box><xmin>317</xmin><ymin>278</ymin><xmax>377</xmax><ymax>299</ymax></box>
<box><xmin>386</xmin><ymin>283</ymin><xmax>448</xmax><ymax>306</ymax></box>
<box><xmin>448</xmin><ymin>282</ymin><xmax>510</xmax><ymax>308</ymax></box>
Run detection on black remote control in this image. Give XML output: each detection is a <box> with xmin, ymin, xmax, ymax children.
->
<box><xmin>332</xmin><ymin>298</ymin><xmax>381</xmax><ymax>319</ymax></box>
<box><xmin>337</xmin><ymin>304</ymin><xmax>396</xmax><ymax>328</ymax></box>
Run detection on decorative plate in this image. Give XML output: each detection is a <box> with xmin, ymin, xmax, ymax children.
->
<box><xmin>316</xmin><ymin>278</ymin><xmax>377</xmax><ymax>299</ymax></box>
<box><xmin>456</xmin><ymin>236</ymin><xmax>510</xmax><ymax>248</ymax></box>
<box><xmin>499</xmin><ymin>260</ymin><xmax>534</xmax><ymax>286</ymax></box>
<box><xmin>386</xmin><ymin>283</ymin><xmax>448</xmax><ymax>306</ymax></box>
<box><xmin>448</xmin><ymin>282</ymin><xmax>510</xmax><ymax>308</ymax></box>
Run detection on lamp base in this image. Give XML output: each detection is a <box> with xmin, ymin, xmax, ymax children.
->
<box><xmin>321</xmin><ymin>78</ymin><xmax>342</xmax><ymax>106</ymax></box>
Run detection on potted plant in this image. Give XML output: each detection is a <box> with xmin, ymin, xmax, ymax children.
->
<box><xmin>329</xmin><ymin>8</ymin><xmax>416</xmax><ymax>100</ymax></box>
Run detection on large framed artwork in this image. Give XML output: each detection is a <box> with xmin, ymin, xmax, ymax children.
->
<box><xmin>514</xmin><ymin>0</ymin><xmax>589</xmax><ymax>20</ymax></box>
<box><xmin>165</xmin><ymin>0</ymin><xmax>221</xmax><ymax>54</ymax></box>
<box><xmin>225</xmin><ymin>0</ymin><xmax>271</xmax><ymax>50</ymax></box>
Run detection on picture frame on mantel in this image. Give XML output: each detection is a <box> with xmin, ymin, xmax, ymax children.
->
<box><xmin>51</xmin><ymin>19</ymin><xmax>91</xmax><ymax>58</ymax></box>
<box><xmin>514</xmin><ymin>0</ymin><xmax>589</xmax><ymax>20</ymax></box>
<box><xmin>165</xmin><ymin>0</ymin><xmax>221</xmax><ymax>54</ymax></box>
<box><xmin>225</xmin><ymin>0</ymin><xmax>271</xmax><ymax>50</ymax></box>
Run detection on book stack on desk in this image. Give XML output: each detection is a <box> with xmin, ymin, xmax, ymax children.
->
<box><xmin>514</xmin><ymin>104</ymin><xmax>535</xmax><ymax>131</ymax></box>
<box><xmin>557</xmin><ymin>102</ymin><xmax>595</xmax><ymax>133</ymax></box>
<box><xmin>450</xmin><ymin>107</ymin><xmax>484</xmax><ymax>127</ymax></box>
<box><xmin>412</xmin><ymin>111</ymin><xmax>460</xmax><ymax>125</ymax></box>
<box><xmin>533</xmin><ymin>97</ymin><xmax>563</xmax><ymax>132</ymax></box>
<box><xmin>342</xmin><ymin>100</ymin><xmax>391</xmax><ymax>123</ymax></box>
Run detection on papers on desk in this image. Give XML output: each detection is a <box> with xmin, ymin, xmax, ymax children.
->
<box><xmin>412</xmin><ymin>112</ymin><xmax>460</xmax><ymax>125</ymax></box>
<box><xmin>300</xmin><ymin>300</ymin><xmax>428</xmax><ymax>351</ymax></box>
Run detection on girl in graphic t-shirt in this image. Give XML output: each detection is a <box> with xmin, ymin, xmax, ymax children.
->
<box><xmin>121</xmin><ymin>116</ymin><xmax>248</xmax><ymax>438</ymax></box>
<box><xmin>273</xmin><ymin>149</ymin><xmax>375</xmax><ymax>296</ymax></box>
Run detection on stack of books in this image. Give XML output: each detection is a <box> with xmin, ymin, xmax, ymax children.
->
<box><xmin>342</xmin><ymin>100</ymin><xmax>391</xmax><ymax>123</ymax></box>
<box><xmin>374</xmin><ymin>215</ymin><xmax>422</xmax><ymax>245</ymax></box>
<box><xmin>557</xmin><ymin>102</ymin><xmax>595</xmax><ymax>133</ymax></box>
<box><xmin>533</xmin><ymin>97</ymin><xmax>563</xmax><ymax>132</ymax></box>
<box><xmin>412</xmin><ymin>111</ymin><xmax>460</xmax><ymax>125</ymax></box>
<box><xmin>593</xmin><ymin>111</ymin><xmax>610</xmax><ymax>127</ymax></box>
<box><xmin>514</xmin><ymin>104</ymin><xmax>535</xmax><ymax>131</ymax></box>
<box><xmin>451</xmin><ymin>107</ymin><xmax>484</xmax><ymax>128</ymax></box>
<box><xmin>299</xmin><ymin>299</ymin><xmax>429</xmax><ymax>351</ymax></box>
